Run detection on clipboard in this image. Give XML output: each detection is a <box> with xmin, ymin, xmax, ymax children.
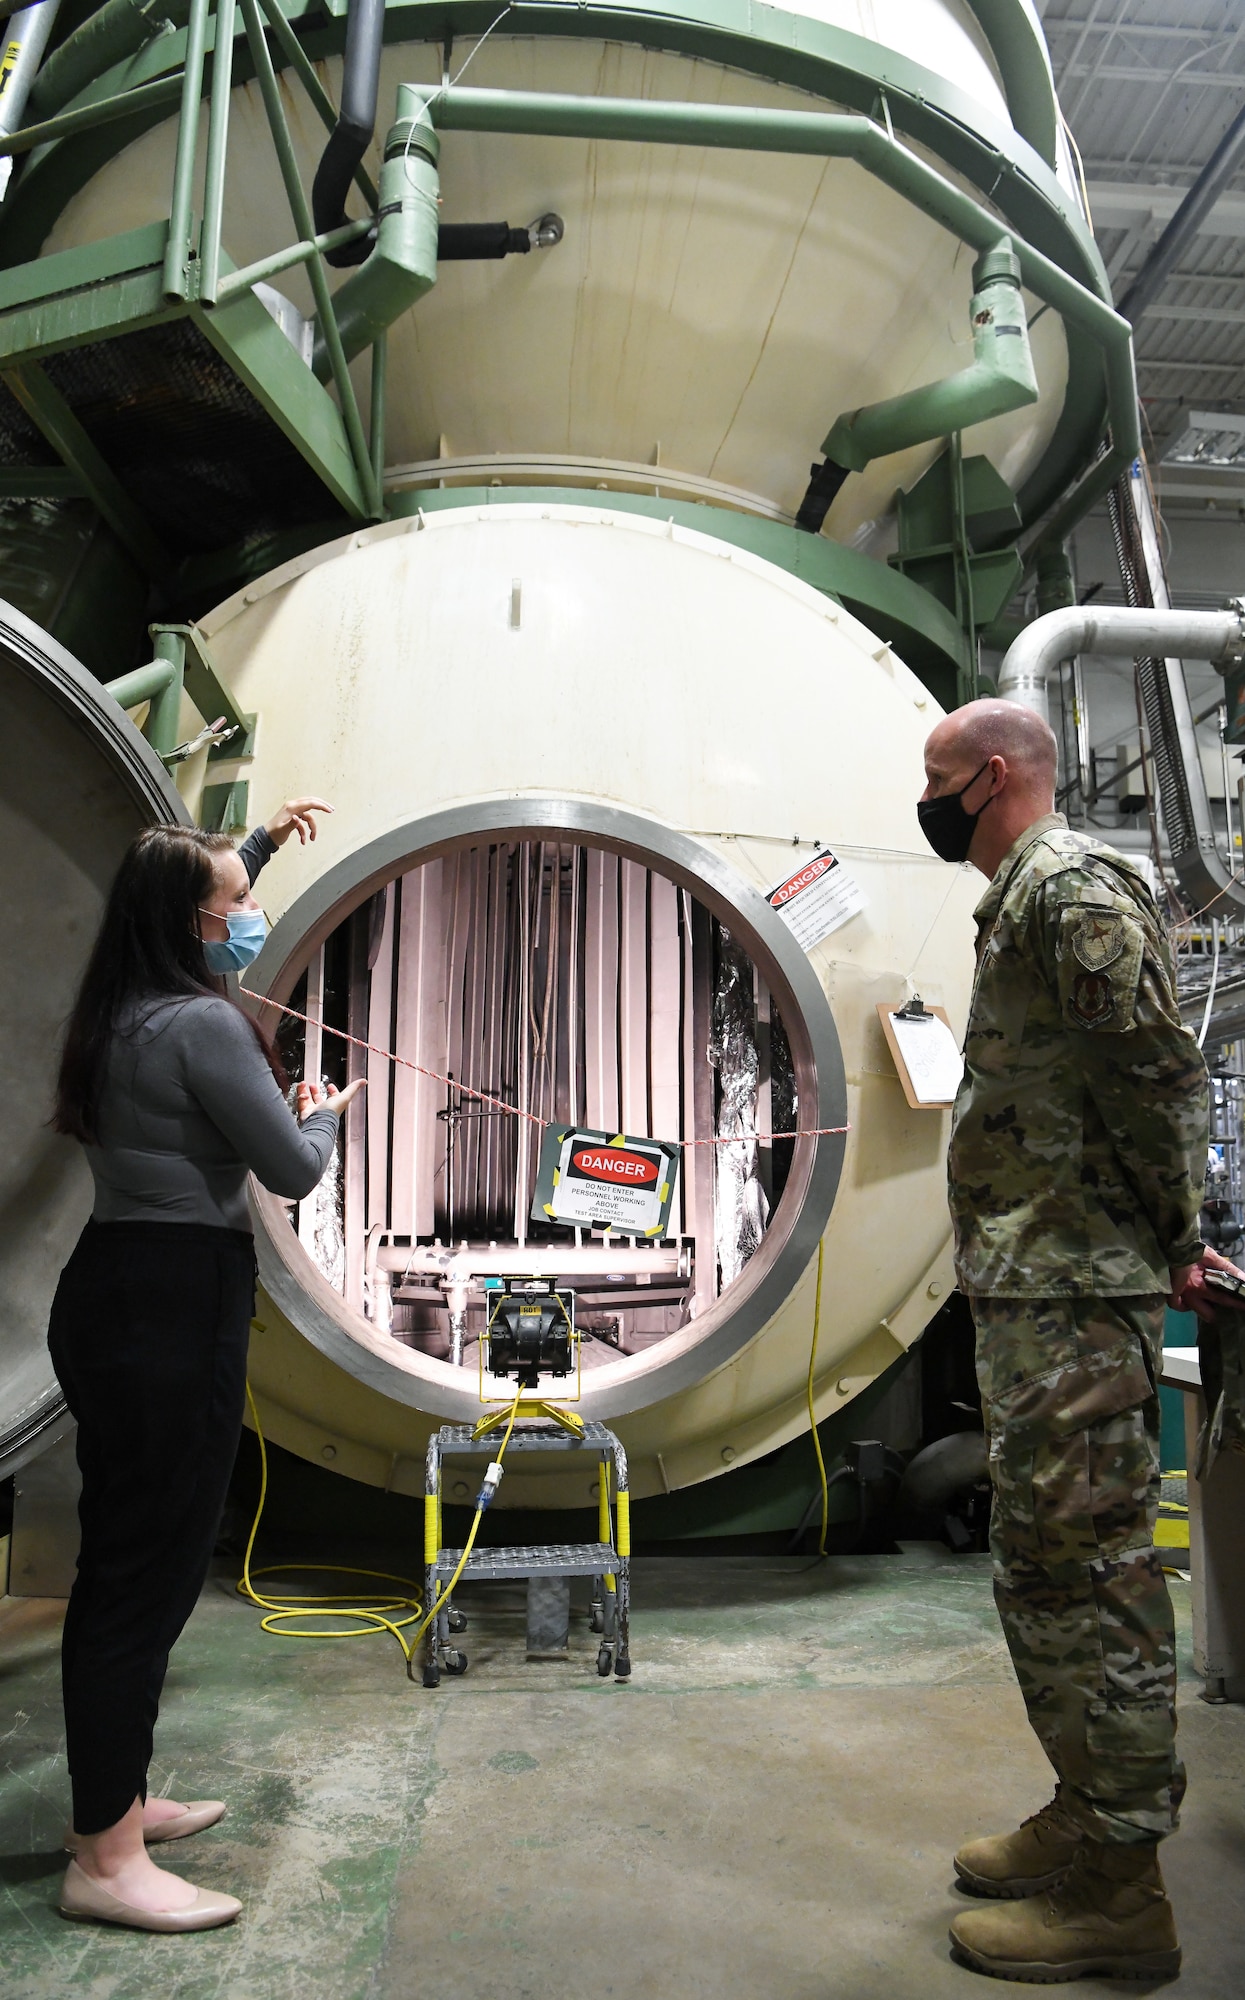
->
<box><xmin>876</xmin><ymin>1000</ymin><xmax>962</xmax><ymax>1111</ymax></box>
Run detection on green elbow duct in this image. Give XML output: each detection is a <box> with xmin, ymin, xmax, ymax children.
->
<box><xmin>798</xmin><ymin>238</ymin><xmax>1038</xmax><ymax>532</ymax></box>
<box><xmin>312</xmin><ymin>124</ymin><xmax>439</xmax><ymax>379</ymax></box>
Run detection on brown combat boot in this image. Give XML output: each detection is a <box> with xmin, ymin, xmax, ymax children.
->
<box><xmin>953</xmin><ymin>1791</ymin><xmax>1083</xmax><ymax>1898</ymax></box>
<box><xmin>949</xmin><ymin>1838</ymin><xmax>1181</xmax><ymax>1982</ymax></box>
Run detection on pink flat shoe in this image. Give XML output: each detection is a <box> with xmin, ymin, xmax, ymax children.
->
<box><xmin>64</xmin><ymin>1801</ymin><xmax>226</xmax><ymax>1853</ymax></box>
<box><xmin>58</xmin><ymin>1858</ymin><xmax>241</xmax><ymax>1933</ymax></box>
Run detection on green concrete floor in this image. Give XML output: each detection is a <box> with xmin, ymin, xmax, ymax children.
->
<box><xmin>2</xmin><ymin>1549</ymin><xmax>1243</xmax><ymax>1998</ymax></box>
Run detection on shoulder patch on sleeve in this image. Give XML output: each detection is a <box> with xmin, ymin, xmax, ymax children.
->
<box><xmin>1072</xmin><ymin>909</ymin><xmax>1126</xmax><ymax>970</ymax></box>
<box><xmin>1056</xmin><ymin>905</ymin><xmax>1144</xmax><ymax>1031</ymax></box>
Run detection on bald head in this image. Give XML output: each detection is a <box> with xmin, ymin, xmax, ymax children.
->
<box><xmin>921</xmin><ymin>699</ymin><xmax>1059</xmax><ymax>876</ymax></box>
<box><xmin>926</xmin><ymin>699</ymin><xmax>1058</xmax><ymax>788</ymax></box>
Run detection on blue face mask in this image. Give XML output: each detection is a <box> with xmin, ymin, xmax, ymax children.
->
<box><xmin>198</xmin><ymin>905</ymin><xmax>268</xmax><ymax>974</ymax></box>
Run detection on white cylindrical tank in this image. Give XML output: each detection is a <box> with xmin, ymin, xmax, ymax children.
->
<box><xmin>172</xmin><ymin>503</ymin><xmax>978</xmax><ymax>1506</ymax></box>
<box><xmin>0</xmin><ymin>0</ymin><xmax>1085</xmax><ymax>1503</ymax></box>
<box><xmin>40</xmin><ymin>9</ymin><xmax>1073</xmax><ymax>547</ymax></box>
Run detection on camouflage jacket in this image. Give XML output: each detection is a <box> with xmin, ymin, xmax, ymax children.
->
<box><xmin>949</xmin><ymin>814</ymin><xmax>1209</xmax><ymax>1297</ymax></box>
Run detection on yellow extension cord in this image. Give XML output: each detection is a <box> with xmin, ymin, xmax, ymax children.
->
<box><xmin>805</xmin><ymin>1240</ymin><xmax>829</xmax><ymax>1558</ymax></box>
<box><xmin>237</xmin><ymin>1378</ymin><xmax>524</xmax><ymax>1679</ymax></box>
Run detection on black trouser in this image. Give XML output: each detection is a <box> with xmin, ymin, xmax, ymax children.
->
<box><xmin>48</xmin><ymin>1219</ymin><xmax>255</xmax><ymax>1836</ymax></box>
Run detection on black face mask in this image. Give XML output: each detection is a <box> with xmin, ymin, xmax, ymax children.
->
<box><xmin>917</xmin><ymin>760</ymin><xmax>994</xmax><ymax>864</ymax></box>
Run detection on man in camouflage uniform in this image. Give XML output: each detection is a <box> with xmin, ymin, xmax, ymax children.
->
<box><xmin>918</xmin><ymin>698</ymin><xmax>1223</xmax><ymax>1983</ymax></box>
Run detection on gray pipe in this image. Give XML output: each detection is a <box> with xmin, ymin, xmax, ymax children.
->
<box><xmin>1117</xmin><ymin>100</ymin><xmax>1245</xmax><ymax>328</ymax></box>
<box><xmin>0</xmin><ymin>0</ymin><xmax>63</xmax><ymax>198</ymax></box>
<box><xmin>998</xmin><ymin>606</ymin><xmax>1245</xmax><ymax>726</ymax></box>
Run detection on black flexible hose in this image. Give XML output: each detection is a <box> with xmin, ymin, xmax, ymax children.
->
<box><xmin>312</xmin><ymin>0</ymin><xmax>385</xmax><ymax>268</ymax></box>
<box><xmin>438</xmin><ymin>222</ymin><xmax>533</xmax><ymax>260</ymax></box>
<box><xmin>795</xmin><ymin>457</ymin><xmax>850</xmax><ymax>534</ymax></box>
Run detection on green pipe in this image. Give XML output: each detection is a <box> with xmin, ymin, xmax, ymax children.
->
<box><xmin>161</xmin><ymin>0</ymin><xmax>210</xmax><ymax>301</ymax></box>
<box><xmin>1035</xmin><ymin>546</ymin><xmax>1075</xmax><ymax>615</ymax></box>
<box><xmin>200</xmin><ymin>0</ymin><xmax>238</xmax><ymax>304</ymax></box>
<box><xmin>979</xmin><ymin>616</ymin><xmax>1025</xmax><ymax>651</ymax></box>
<box><xmin>255</xmin><ymin>0</ymin><xmax>378</xmax><ymax>211</ymax></box>
<box><xmin>28</xmin><ymin>0</ymin><xmax>188</xmax><ymax>123</ymax></box>
<box><xmin>311</xmin><ymin>129</ymin><xmax>438</xmax><ymax>375</ymax></box>
<box><xmin>214</xmin><ymin>216</ymin><xmax>373</xmax><ymax>301</ymax></box>
<box><xmin>412</xmin><ymin>87</ymin><xmax>1128</xmax><ymax>350</ymax></box>
<box><xmin>821</xmin><ymin>239</ymin><xmax>1037</xmax><ymax>472</ymax></box>
<box><xmin>143</xmin><ymin>628</ymin><xmax>186</xmax><ymax>755</ymax></box>
<box><xmin>239</xmin><ymin>0</ymin><xmax>379</xmax><ymax>515</ymax></box>
<box><xmin>407</xmin><ymin>84</ymin><xmax>1140</xmax><ymax>541</ymax></box>
<box><xmin>369</xmin><ymin>327</ymin><xmax>387</xmax><ymax>496</ymax></box>
<box><xmin>0</xmin><ymin>72</ymin><xmax>181</xmax><ymax>156</ymax></box>
<box><xmin>104</xmin><ymin>654</ymin><xmax>177</xmax><ymax>711</ymax></box>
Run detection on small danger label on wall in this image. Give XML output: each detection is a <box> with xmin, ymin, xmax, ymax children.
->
<box><xmin>764</xmin><ymin>849</ymin><xmax>866</xmax><ymax>952</ymax></box>
<box><xmin>532</xmin><ymin>1125</ymin><xmax>681</xmax><ymax>1237</ymax></box>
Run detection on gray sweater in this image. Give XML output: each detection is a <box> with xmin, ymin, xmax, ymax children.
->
<box><xmin>86</xmin><ymin>995</ymin><xmax>339</xmax><ymax>1232</ymax></box>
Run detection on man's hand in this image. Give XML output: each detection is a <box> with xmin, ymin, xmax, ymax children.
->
<box><xmin>265</xmin><ymin>797</ymin><xmax>334</xmax><ymax>848</ymax></box>
<box><xmin>1168</xmin><ymin>1244</ymin><xmax>1245</xmax><ymax>1321</ymax></box>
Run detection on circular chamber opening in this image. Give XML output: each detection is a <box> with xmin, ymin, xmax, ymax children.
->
<box><xmin>250</xmin><ymin>802</ymin><xmax>845</xmax><ymax>1420</ymax></box>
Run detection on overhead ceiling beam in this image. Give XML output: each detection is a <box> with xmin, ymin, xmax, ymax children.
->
<box><xmin>1063</xmin><ymin>66</ymin><xmax>1245</xmax><ymax>87</ymax></box>
<box><xmin>1089</xmin><ymin>181</ymin><xmax>1245</xmax><ymax>240</ymax></box>
<box><xmin>1052</xmin><ymin>22</ymin><xmax>1237</xmax><ymax>43</ymax></box>
<box><xmin>1141</xmin><ymin>302</ymin><xmax>1245</xmax><ymax>327</ymax></box>
<box><xmin>1135</xmin><ymin>357</ymin><xmax>1244</xmax><ymax>375</ymax></box>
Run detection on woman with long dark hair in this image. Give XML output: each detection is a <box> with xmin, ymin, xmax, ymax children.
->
<box><xmin>48</xmin><ymin>802</ymin><xmax>362</xmax><ymax>1934</ymax></box>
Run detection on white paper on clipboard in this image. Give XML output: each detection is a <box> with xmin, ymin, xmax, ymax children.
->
<box><xmin>888</xmin><ymin>1010</ymin><xmax>964</xmax><ymax>1105</ymax></box>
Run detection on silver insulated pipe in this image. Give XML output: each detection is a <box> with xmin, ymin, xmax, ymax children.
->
<box><xmin>997</xmin><ymin>604</ymin><xmax>1245</xmax><ymax>725</ymax></box>
<box><xmin>0</xmin><ymin>0</ymin><xmax>64</xmax><ymax>199</ymax></box>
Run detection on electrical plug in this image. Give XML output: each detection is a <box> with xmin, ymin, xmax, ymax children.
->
<box><xmin>476</xmin><ymin>1461</ymin><xmax>504</xmax><ymax>1509</ymax></box>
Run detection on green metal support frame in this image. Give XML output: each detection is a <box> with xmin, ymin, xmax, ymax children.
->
<box><xmin>165</xmin><ymin>619</ymin><xmax>258</xmax><ymax>758</ymax></box>
<box><xmin>0</xmin><ymin>223</ymin><xmax>372</xmax><ymax>525</ymax></box>
<box><xmin>105</xmin><ymin>651</ymin><xmax>179</xmax><ymax>714</ymax></box>
<box><xmin>2</xmin><ymin>357</ymin><xmax>171</xmax><ymax>574</ymax></box>
<box><xmin>163</xmin><ymin>0</ymin><xmax>211</xmax><ymax>301</ymax></box>
<box><xmin>145</xmin><ymin>627</ymin><xmax>189</xmax><ymax>755</ymax></box>
<box><xmin>105</xmin><ymin>618</ymin><xmax>257</xmax><ymax>766</ymax></box>
<box><xmin>106</xmin><ymin>627</ymin><xmax>184</xmax><ymax>756</ymax></box>
<box><xmin>238</xmin><ymin>0</ymin><xmax>381</xmax><ymax>517</ymax></box>
<box><xmin>215</xmin><ymin>217</ymin><xmax>372</xmax><ymax>301</ymax></box>
<box><xmin>200</xmin><ymin>0</ymin><xmax>238</xmax><ymax>305</ymax></box>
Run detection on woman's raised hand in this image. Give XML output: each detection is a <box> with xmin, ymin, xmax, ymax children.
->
<box><xmin>296</xmin><ymin>1078</ymin><xmax>367</xmax><ymax>1121</ymax></box>
<box><xmin>265</xmin><ymin>797</ymin><xmax>334</xmax><ymax>847</ymax></box>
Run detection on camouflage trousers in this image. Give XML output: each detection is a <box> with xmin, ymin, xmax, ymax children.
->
<box><xmin>971</xmin><ymin>1294</ymin><xmax>1185</xmax><ymax>1845</ymax></box>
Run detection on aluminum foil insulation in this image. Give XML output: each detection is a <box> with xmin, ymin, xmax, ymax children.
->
<box><xmin>309</xmin><ymin>1142</ymin><xmax>346</xmax><ymax>1293</ymax></box>
<box><xmin>710</xmin><ymin>928</ymin><xmax>769</xmax><ymax>1288</ymax></box>
<box><xmin>289</xmin><ymin>1084</ymin><xmax>345</xmax><ymax>1292</ymax></box>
